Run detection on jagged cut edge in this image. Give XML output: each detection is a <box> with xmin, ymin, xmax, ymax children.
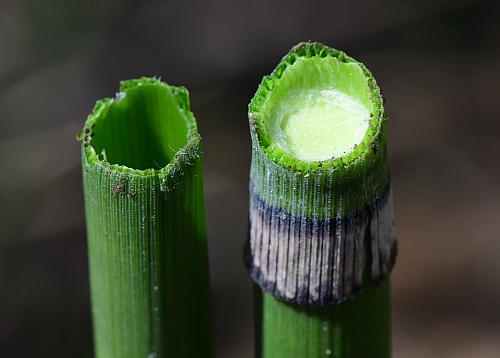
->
<box><xmin>247</xmin><ymin>43</ymin><xmax>396</xmax><ymax>304</ymax></box>
<box><xmin>246</xmin><ymin>182</ymin><xmax>397</xmax><ymax>305</ymax></box>
<box><xmin>248</xmin><ymin>42</ymin><xmax>384</xmax><ymax>173</ymax></box>
<box><xmin>79</xmin><ymin>77</ymin><xmax>201</xmax><ymax>191</ymax></box>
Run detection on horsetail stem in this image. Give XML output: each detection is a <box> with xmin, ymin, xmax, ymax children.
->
<box><xmin>80</xmin><ymin>77</ymin><xmax>213</xmax><ymax>358</ymax></box>
<box><xmin>247</xmin><ymin>42</ymin><xmax>396</xmax><ymax>358</ymax></box>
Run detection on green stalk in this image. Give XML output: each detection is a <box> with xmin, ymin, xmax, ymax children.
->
<box><xmin>247</xmin><ymin>43</ymin><xmax>397</xmax><ymax>357</ymax></box>
<box><xmin>79</xmin><ymin>78</ymin><xmax>213</xmax><ymax>358</ymax></box>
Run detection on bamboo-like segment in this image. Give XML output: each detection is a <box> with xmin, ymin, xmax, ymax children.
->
<box><xmin>247</xmin><ymin>43</ymin><xmax>396</xmax><ymax>357</ymax></box>
<box><xmin>80</xmin><ymin>78</ymin><xmax>213</xmax><ymax>358</ymax></box>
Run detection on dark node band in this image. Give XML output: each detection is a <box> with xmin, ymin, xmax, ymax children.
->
<box><xmin>245</xmin><ymin>181</ymin><xmax>397</xmax><ymax>305</ymax></box>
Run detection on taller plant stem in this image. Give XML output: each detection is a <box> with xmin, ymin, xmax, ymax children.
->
<box><xmin>247</xmin><ymin>43</ymin><xmax>397</xmax><ymax>358</ymax></box>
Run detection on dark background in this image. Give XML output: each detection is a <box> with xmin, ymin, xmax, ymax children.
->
<box><xmin>1</xmin><ymin>0</ymin><xmax>500</xmax><ymax>357</ymax></box>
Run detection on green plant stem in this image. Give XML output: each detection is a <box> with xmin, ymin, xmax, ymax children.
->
<box><xmin>80</xmin><ymin>78</ymin><xmax>213</xmax><ymax>358</ymax></box>
<box><xmin>256</xmin><ymin>282</ymin><xmax>390</xmax><ymax>358</ymax></box>
<box><xmin>247</xmin><ymin>43</ymin><xmax>396</xmax><ymax>358</ymax></box>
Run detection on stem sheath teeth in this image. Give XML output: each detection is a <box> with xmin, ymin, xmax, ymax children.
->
<box><xmin>247</xmin><ymin>43</ymin><xmax>397</xmax><ymax>305</ymax></box>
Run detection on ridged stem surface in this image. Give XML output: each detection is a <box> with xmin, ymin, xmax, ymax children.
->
<box><xmin>247</xmin><ymin>43</ymin><xmax>396</xmax><ymax>358</ymax></box>
<box><xmin>256</xmin><ymin>282</ymin><xmax>390</xmax><ymax>358</ymax></box>
<box><xmin>81</xmin><ymin>78</ymin><xmax>213</xmax><ymax>358</ymax></box>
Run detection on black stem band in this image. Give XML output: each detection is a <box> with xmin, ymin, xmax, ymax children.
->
<box><xmin>246</xmin><ymin>181</ymin><xmax>397</xmax><ymax>305</ymax></box>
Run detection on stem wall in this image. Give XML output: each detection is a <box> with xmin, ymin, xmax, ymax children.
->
<box><xmin>256</xmin><ymin>281</ymin><xmax>390</xmax><ymax>358</ymax></box>
<box><xmin>83</xmin><ymin>146</ymin><xmax>212</xmax><ymax>358</ymax></box>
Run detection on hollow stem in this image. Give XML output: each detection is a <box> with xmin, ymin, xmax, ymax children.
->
<box><xmin>80</xmin><ymin>78</ymin><xmax>213</xmax><ymax>358</ymax></box>
<box><xmin>247</xmin><ymin>43</ymin><xmax>396</xmax><ymax>358</ymax></box>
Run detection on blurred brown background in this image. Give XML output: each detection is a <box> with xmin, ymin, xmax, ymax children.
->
<box><xmin>1</xmin><ymin>0</ymin><xmax>499</xmax><ymax>357</ymax></box>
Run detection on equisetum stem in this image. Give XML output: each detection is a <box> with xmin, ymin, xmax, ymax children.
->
<box><xmin>247</xmin><ymin>43</ymin><xmax>396</xmax><ymax>358</ymax></box>
<box><xmin>80</xmin><ymin>78</ymin><xmax>213</xmax><ymax>358</ymax></box>
<box><xmin>257</xmin><ymin>282</ymin><xmax>390</xmax><ymax>357</ymax></box>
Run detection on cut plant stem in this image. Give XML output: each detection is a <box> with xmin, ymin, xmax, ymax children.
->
<box><xmin>79</xmin><ymin>78</ymin><xmax>213</xmax><ymax>358</ymax></box>
<box><xmin>247</xmin><ymin>43</ymin><xmax>397</xmax><ymax>357</ymax></box>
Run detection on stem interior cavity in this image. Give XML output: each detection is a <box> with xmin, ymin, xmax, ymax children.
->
<box><xmin>261</xmin><ymin>56</ymin><xmax>372</xmax><ymax>162</ymax></box>
<box><xmin>91</xmin><ymin>84</ymin><xmax>189</xmax><ymax>170</ymax></box>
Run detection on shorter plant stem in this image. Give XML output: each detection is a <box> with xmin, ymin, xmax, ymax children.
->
<box><xmin>80</xmin><ymin>78</ymin><xmax>213</xmax><ymax>358</ymax></box>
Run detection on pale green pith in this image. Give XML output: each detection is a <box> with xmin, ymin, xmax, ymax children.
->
<box><xmin>258</xmin><ymin>56</ymin><xmax>372</xmax><ymax>163</ymax></box>
<box><xmin>275</xmin><ymin>89</ymin><xmax>369</xmax><ymax>161</ymax></box>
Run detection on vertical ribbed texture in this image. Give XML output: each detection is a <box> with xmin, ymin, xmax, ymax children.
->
<box><xmin>83</xmin><ymin>150</ymin><xmax>212</xmax><ymax>358</ymax></box>
<box><xmin>247</xmin><ymin>144</ymin><xmax>396</xmax><ymax>304</ymax></box>
<box><xmin>258</xmin><ymin>281</ymin><xmax>391</xmax><ymax>358</ymax></box>
<box><xmin>248</xmin><ymin>182</ymin><xmax>395</xmax><ymax>304</ymax></box>
<box><xmin>246</xmin><ymin>43</ymin><xmax>396</xmax><ymax>358</ymax></box>
<box><xmin>80</xmin><ymin>78</ymin><xmax>212</xmax><ymax>358</ymax></box>
<box><xmin>246</xmin><ymin>43</ymin><xmax>396</xmax><ymax>305</ymax></box>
